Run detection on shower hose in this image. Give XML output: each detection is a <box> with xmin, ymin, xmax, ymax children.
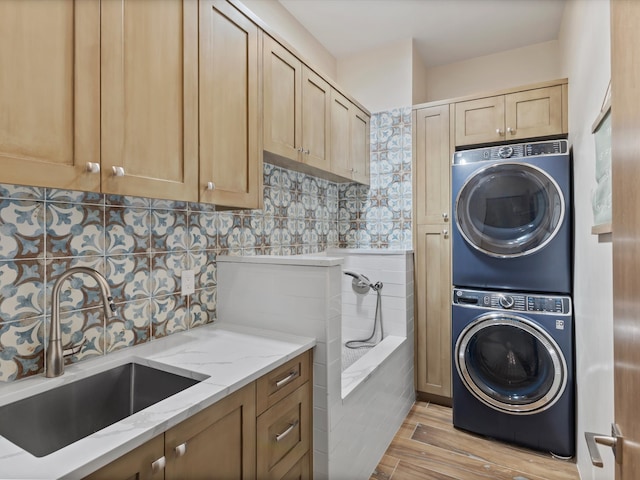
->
<box><xmin>345</xmin><ymin>285</ymin><xmax>383</xmax><ymax>349</ymax></box>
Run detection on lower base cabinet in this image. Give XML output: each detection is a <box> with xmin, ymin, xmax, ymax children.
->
<box><xmin>83</xmin><ymin>351</ymin><xmax>312</xmax><ymax>480</ymax></box>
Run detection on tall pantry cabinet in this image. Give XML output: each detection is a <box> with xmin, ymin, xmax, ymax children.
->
<box><xmin>413</xmin><ymin>104</ymin><xmax>454</xmax><ymax>401</ymax></box>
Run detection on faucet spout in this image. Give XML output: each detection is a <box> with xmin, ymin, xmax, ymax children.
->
<box><xmin>46</xmin><ymin>267</ymin><xmax>116</xmax><ymax>378</ymax></box>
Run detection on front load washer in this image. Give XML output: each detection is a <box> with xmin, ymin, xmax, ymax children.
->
<box><xmin>452</xmin><ymin>139</ymin><xmax>572</xmax><ymax>293</ymax></box>
<box><xmin>452</xmin><ymin>287</ymin><xmax>574</xmax><ymax>457</ymax></box>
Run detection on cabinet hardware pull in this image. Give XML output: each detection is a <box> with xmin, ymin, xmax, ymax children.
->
<box><xmin>442</xmin><ymin>212</ymin><xmax>449</xmax><ymax>221</ymax></box>
<box><xmin>442</xmin><ymin>229</ymin><xmax>449</xmax><ymax>238</ymax></box>
<box><xmin>303</xmin><ymin>149</ymin><xmax>310</xmax><ymax>155</ymax></box>
<box><xmin>174</xmin><ymin>442</ymin><xmax>187</xmax><ymax>458</ymax></box>
<box><xmin>275</xmin><ymin>370</ymin><xmax>298</xmax><ymax>388</ymax></box>
<box><xmin>112</xmin><ymin>166</ymin><xmax>126</xmax><ymax>177</ymax></box>
<box><xmin>297</xmin><ymin>147</ymin><xmax>303</xmax><ymax>153</ymax></box>
<box><xmin>275</xmin><ymin>420</ymin><xmax>299</xmax><ymax>442</ymax></box>
<box><xmin>151</xmin><ymin>456</ymin><xmax>166</xmax><ymax>473</ymax></box>
<box><xmin>507</xmin><ymin>127</ymin><xmax>516</xmax><ymax>135</ymax></box>
<box><xmin>496</xmin><ymin>128</ymin><xmax>505</xmax><ymax>136</ymax></box>
<box><xmin>206</xmin><ymin>181</ymin><xmax>216</xmax><ymax>191</ymax></box>
<box><xmin>86</xmin><ymin>162</ymin><xmax>100</xmax><ymax>174</ymax></box>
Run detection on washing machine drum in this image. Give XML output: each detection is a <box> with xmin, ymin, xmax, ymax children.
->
<box><xmin>455</xmin><ymin>313</ymin><xmax>567</xmax><ymax>414</ymax></box>
<box><xmin>455</xmin><ymin>163</ymin><xmax>564</xmax><ymax>258</ymax></box>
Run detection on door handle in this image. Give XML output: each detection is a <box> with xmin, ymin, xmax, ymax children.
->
<box><xmin>585</xmin><ymin>423</ymin><xmax>623</xmax><ymax>467</ymax></box>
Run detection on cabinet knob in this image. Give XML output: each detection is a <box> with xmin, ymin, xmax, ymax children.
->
<box><xmin>442</xmin><ymin>212</ymin><xmax>449</xmax><ymax>221</ymax></box>
<box><xmin>86</xmin><ymin>162</ymin><xmax>100</xmax><ymax>174</ymax></box>
<box><xmin>303</xmin><ymin>149</ymin><xmax>310</xmax><ymax>155</ymax></box>
<box><xmin>151</xmin><ymin>456</ymin><xmax>166</xmax><ymax>473</ymax></box>
<box><xmin>206</xmin><ymin>181</ymin><xmax>216</xmax><ymax>191</ymax></box>
<box><xmin>496</xmin><ymin>128</ymin><xmax>505</xmax><ymax>136</ymax></box>
<box><xmin>507</xmin><ymin>127</ymin><xmax>516</xmax><ymax>135</ymax></box>
<box><xmin>442</xmin><ymin>229</ymin><xmax>449</xmax><ymax>238</ymax></box>
<box><xmin>174</xmin><ymin>442</ymin><xmax>187</xmax><ymax>458</ymax></box>
<box><xmin>112</xmin><ymin>166</ymin><xmax>126</xmax><ymax>177</ymax></box>
<box><xmin>297</xmin><ymin>147</ymin><xmax>303</xmax><ymax>153</ymax></box>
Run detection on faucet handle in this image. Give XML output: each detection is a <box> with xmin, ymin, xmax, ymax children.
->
<box><xmin>63</xmin><ymin>339</ymin><xmax>86</xmax><ymax>358</ymax></box>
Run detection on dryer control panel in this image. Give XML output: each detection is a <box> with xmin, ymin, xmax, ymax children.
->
<box><xmin>453</xmin><ymin>288</ymin><xmax>572</xmax><ymax>315</ymax></box>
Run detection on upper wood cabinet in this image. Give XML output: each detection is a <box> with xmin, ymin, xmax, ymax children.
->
<box><xmin>330</xmin><ymin>89</ymin><xmax>370</xmax><ymax>185</ymax></box>
<box><xmin>263</xmin><ymin>35</ymin><xmax>331</xmax><ymax>171</ymax></box>
<box><xmin>0</xmin><ymin>0</ymin><xmax>100</xmax><ymax>192</ymax></box>
<box><xmin>199</xmin><ymin>0</ymin><xmax>261</xmax><ymax>208</ymax></box>
<box><xmin>100</xmin><ymin>0</ymin><xmax>199</xmax><ymax>202</ymax></box>
<box><xmin>414</xmin><ymin>105</ymin><xmax>453</xmax><ymax>225</ymax></box>
<box><xmin>454</xmin><ymin>84</ymin><xmax>566</xmax><ymax>146</ymax></box>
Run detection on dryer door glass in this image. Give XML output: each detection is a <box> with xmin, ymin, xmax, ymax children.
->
<box><xmin>455</xmin><ymin>163</ymin><xmax>564</xmax><ymax>257</ymax></box>
<box><xmin>456</xmin><ymin>314</ymin><xmax>567</xmax><ymax>413</ymax></box>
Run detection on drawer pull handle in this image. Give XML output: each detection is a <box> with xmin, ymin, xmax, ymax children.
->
<box><xmin>151</xmin><ymin>456</ymin><xmax>166</xmax><ymax>473</ymax></box>
<box><xmin>275</xmin><ymin>370</ymin><xmax>298</xmax><ymax>388</ymax></box>
<box><xmin>275</xmin><ymin>420</ymin><xmax>299</xmax><ymax>442</ymax></box>
<box><xmin>175</xmin><ymin>442</ymin><xmax>187</xmax><ymax>458</ymax></box>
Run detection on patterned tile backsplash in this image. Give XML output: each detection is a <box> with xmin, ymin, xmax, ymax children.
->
<box><xmin>0</xmin><ymin>107</ymin><xmax>412</xmax><ymax>382</ymax></box>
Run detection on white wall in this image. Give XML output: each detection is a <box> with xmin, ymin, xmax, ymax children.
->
<box><xmin>412</xmin><ymin>40</ymin><xmax>429</xmax><ymax>105</ymax></box>
<box><xmin>337</xmin><ymin>38</ymin><xmax>414</xmax><ymax>112</ymax></box>
<box><xmin>238</xmin><ymin>0</ymin><xmax>337</xmax><ymax>79</ymax></box>
<box><xmin>424</xmin><ymin>40</ymin><xmax>562</xmax><ymax>102</ymax></box>
<box><xmin>558</xmin><ymin>1</ymin><xmax>614</xmax><ymax>478</ymax></box>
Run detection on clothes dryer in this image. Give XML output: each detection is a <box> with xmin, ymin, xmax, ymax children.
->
<box><xmin>452</xmin><ymin>287</ymin><xmax>574</xmax><ymax>457</ymax></box>
<box><xmin>452</xmin><ymin>140</ymin><xmax>572</xmax><ymax>293</ymax></box>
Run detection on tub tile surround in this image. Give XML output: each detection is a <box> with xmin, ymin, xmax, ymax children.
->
<box><xmin>0</xmin><ymin>107</ymin><xmax>412</xmax><ymax>382</ymax></box>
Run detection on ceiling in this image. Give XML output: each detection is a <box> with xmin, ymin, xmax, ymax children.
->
<box><xmin>278</xmin><ymin>0</ymin><xmax>567</xmax><ymax>68</ymax></box>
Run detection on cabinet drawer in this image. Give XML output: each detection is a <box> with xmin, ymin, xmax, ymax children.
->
<box><xmin>281</xmin><ymin>451</ymin><xmax>311</xmax><ymax>480</ymax></box>
<box><xmin>257</xmin><ymin>384</ymin><xmax>311</xmax><ymax>480</ymax></box>
<box><xmin>257</xmin><ymin>351</ymin><xmax>310</xmax><ymax>414</ymax></box>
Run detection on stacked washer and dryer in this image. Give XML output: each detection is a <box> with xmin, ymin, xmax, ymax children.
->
<box><xmin>450</xmin><ymin>139</ymin><xmax>574</xmax><ymax>457</ymax></box>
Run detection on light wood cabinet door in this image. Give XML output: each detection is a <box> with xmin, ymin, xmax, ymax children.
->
<box><xmin>165</xmin><ymin>383</ymin><xmax>257</xmax><ymax>480</ymax></box>
<box><xmin>83</xmin><ymin>435</ymin><xmax>165</xmax><ymax>480</ymax></box>
<box><xmin>101</xmin><ymin>0</ymin><xmax>198</xmax><ymax>202</ymax></box>
<box><xmin>0</xmin><ymin>0</ymin><xmax>100</xmax><ymax>192</ymax></box>
<box><xmin>415</xmin><ymin>224</ymin><xmax>452</xmax><ymax>399</ymax></box>
<box><xmin>351</xmin><ymin>105</ymin><xmax>370</xmax><ymax>185</ymax></box>
<box><xmin>454</xmin><ymin>95</ymin><xmax>505</xmax><ymax>146</ymax></box>
<box><xmin>504</xmin><ymin>85</ymin><xmax>564</xmax><ymax>141</ymax></box>
<box><xmin>263</xmin><ymin>36</ymin><xmax>302</xmax><ymax>162</ymax></box>
<box><xmin>413</xmin><ymin>105</ymin><xmax>452</xmax><ymax>225</ymax></box>
<box><xmin>257</xmin><ymin>384</ymin><xmax>311</xmax><ymax>480</ymax></box>
<box><xmin>330</xmin><ymin>89</ymin><xmax>370</xmax><ymax>184</ymax></box>
<box><xmin>330</xmin><ymin>89</ymin><xmax>352</xmax><ymax>179</ymax></box>
<box><xmin>301</xmin><ymin>67</ymin><xmax>331</xmax><ymax>171</ymax></box>
<box><xmin>199</xmin><ymin>0</ymin><xmax>261</xmax><ymax>208</ymax></box>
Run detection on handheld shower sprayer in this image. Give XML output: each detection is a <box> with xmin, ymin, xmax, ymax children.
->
<box><xmin>343</xmin><ymin>270</ymin><xmax>383</xmax><ymax>294</ymax></box>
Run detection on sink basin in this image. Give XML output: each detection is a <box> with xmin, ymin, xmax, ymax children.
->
<box><xmin>0</xmin><ymin>362</ymin><xmax>205</xmax><ymax>457</ymax></box>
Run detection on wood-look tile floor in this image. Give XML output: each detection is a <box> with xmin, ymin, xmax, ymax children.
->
<box><xmin>370</xmin><ymin>401</ymin><xmax>580</xmax><ymax>480</ymax></box>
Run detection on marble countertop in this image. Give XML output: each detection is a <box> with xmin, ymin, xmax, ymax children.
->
<box><xmin>0</xmin><ymin>323</ymin><xmax>315</xmax><ymax>480</ymax></box>
<box><xmin>216</xmin><ymin>253</ymin><xmax>344</xmax><ymax>267</ymax></box>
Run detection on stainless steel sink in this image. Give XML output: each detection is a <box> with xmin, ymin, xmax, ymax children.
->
<box><xmin>0</xmin><ymin>362</ymin><xmax>205</xmax><ymax>457</ymax></box>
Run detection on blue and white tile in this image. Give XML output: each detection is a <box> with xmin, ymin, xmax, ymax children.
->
<box><xmin>46</xmin><ymin>203</ymin><xmax>104</xmax><ymax>257</ymax></box>
<box><xmin>151</xmin><ymin>252</ymin><xmax>188</xmax><ymax>297</ymax></box>
<box><xmin>105</xmin><ymin>206</ymin><xmax>150</xmax><ymax>255</ymax></box>
<box><xmin>150</xmin><ymin>198</ymin><xmax>188</xmax><ymax>211</ymax></box>
<box><xmin>152</xmin><ymin>294</ymin><xmax>188</xmax><ymax>339</ymax></box>
<box><xmin>215</xmin><ymin>212</ymin><xmax>236</xmax><ymax>248</ymax></box>
<box><xmin>189</xmin><ymin>250</ymin><xmax>217</xmax><ymax>289</ymax></box>
<box><xmin>46</xmin><ymin>189</ymin><xmax>103</xmax><ymax>205</ymax></box>
<box><xmin>0</xmin><ymin>317</ymin><xmax>44</xmax><ymax>381</ymax></box>
<box><xmin>151</xmin><ymin>209</ymin><xmax>188</xmax><ymax>252</ymax></box>
<box><xmin>189</xmin><ymin>287</ymin><xmax>216</xmax><ymax>328</ymax></box>
<box><xmin>46</xmin><ymin>256</ymin><xmax>105</xmax><ymax>313</ymax></box>
<box><xmin>0</xmin><ymin>199</ymin><xmax>44</xmax><ymax>260</ymax></box>
<box><xmin>189</xmin><ymin>211</ymin><xmax>217</xmax><ymax>250</ymax></box>
<box><xmin>0</xmin><ymin>259</ymin><xmax>44</xmax><ymax>322</ymax></box>
<box><xmin>0</xmin><ymin>184</ymin><xmax>45</xmax><ymax>201</ymax></box>
<box><xmin>49</xmin><ymin>307</ymin><xmax>105</xmax><ymax>363</ymax></box>
<box><xmin>105</xmin><ymin>299</ymin><xmax>151</xmax><ymax>352</ymax></box>
<box><xmin>105</xmin><ymin>254</ymin><xmax>151</xmax><ymax>303</ymax></box>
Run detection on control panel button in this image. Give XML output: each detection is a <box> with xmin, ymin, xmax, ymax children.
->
<box><xmin>499</xmin><ymin>295</ymin><xmax>515</xmax><ymax>309</ymax></box>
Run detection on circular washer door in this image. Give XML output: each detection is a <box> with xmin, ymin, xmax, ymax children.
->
<box><xmin>455</xmin><ymin>313</ymin><xmax>567</xmax><ymax>414</ymax></box>
<box><xmin>455</xmin><ymin>162</ymin><xmax>564</xmax><ymax>258</ymax></box>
